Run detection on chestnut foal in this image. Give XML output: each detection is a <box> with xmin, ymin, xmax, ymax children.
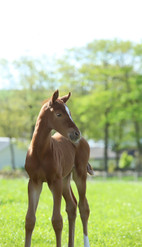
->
<box><xmin>25</xmin><ymin>90</ymin><xmax>93</xmax><ymax>247</ymax></box>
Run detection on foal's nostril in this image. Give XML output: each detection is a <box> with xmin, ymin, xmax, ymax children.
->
<box><xmin>69</xmin><ymin>130</ymin><xmax>81</xmax><ymax>143</ymax></box>
<box><xmin>75</xmin><ymin>131</ymin><xmax>79</xmax><ymax>137</ymax></box>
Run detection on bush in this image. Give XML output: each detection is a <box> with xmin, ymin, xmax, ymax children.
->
<box><xmin>119</xmin><ymin>151</ymin><xmax>133</xmax><ymax>169</ymax></box>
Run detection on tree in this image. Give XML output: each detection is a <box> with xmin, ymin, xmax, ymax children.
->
<box><xmin>57</xmin><ymin>40</ymin><xmax>142</xmax><ymax>172</ymax></box>
<box><xmin>13</xmin><ymin>56</ymin><xmax>57</xmax><ymax>138</ymax></box>
<box><xmin>0</xmin><ymin>90</ymin><xmax>26</xmax><ymax>169</ymax></box>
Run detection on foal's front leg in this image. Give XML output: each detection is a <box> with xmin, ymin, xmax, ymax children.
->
<box><xmin>63</xmin><ymin>175</ymin><xmax>77</xmax><ymax>247</ymax></box>
<box><xmin>25</xmin><ymin>179</ymin><xmax>43</xmax><ymax>247</ymax></box>
<box><xmin>49</xmin><ymin>178</ymin><xmax>63</xmax><ymax>247</ymax></box>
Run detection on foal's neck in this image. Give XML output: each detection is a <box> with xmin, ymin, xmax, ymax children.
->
<box><xmin>31</xmin><ymin>112</ymin><xmax>52</xmax><ymax>153</ymax></box>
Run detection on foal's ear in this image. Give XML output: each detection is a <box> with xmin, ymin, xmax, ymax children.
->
<box><xmin>60</xmin><ymin>92</ymin><xmax>71</xmax><ymax>103</ymax></box>
<box><xmin>50</xmin><ymin>90</ymin><xmax>59</xmax><ymax>105</ymax></box>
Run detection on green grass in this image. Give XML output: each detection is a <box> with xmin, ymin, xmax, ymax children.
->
<box><xmin>0</xmin><ymin>179</ymin><xmax>142</xmax><ymax>247</ymax></box>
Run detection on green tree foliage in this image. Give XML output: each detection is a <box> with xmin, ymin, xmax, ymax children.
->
<box><xmin>56</xmin><ymin>40</ymin><xmax>142</xmax><ymax>172</ymax></box>
<box><xmin>13</xmin><ymin>56</ymin><xmax>57</xmax><ymax>138</ymax></box>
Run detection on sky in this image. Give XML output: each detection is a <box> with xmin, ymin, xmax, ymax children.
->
<box><xmin>0</xmin><ymin>0</ymin><xmax>142</xmax><ymax>61</ymax></box>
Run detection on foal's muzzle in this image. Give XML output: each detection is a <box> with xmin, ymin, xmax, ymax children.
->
<box><xmin>69</xmin><ymin>130</ymin><xmax>81</xmax><ymax>143</ymax></box>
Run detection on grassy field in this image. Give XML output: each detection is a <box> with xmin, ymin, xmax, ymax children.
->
<box><xmin>0</xmin><ymin>178</ymin><xmax>142</xmax><ymax>247</ymax></box>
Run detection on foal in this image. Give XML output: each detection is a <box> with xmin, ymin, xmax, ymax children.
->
<box><xmin>25</xmin><ymin>90</ymin><xmax>93</xmax><ymax>247</ymax></box>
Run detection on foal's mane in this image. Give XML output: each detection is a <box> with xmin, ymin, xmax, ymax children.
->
<box><xmin>42</xmin><ymin>98</ymin><xmax>50</xmax><ymax>105</ymax></box>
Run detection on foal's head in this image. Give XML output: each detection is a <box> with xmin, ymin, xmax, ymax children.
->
<box><xmin>43</xmin><ymin>90</ymin><xmax>81</xmax><ymax>143</ymax></box>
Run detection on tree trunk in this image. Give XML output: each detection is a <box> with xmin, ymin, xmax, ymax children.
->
<box><xmin>134</xmin><ymin>121</ymin><xmax>142</xmax><ymax>173</ymax></box>
<box><xmin>115</xmin><ymin>150</ymin><xmax>120</xmax><ymax>169</ymax></box>
<box><xmin>104</xmin><ymin>122</ymin><xmax>109</xmax><ymax>173</ymax></box>
<box><xmin>114</xmin><ymin>143</ymin><xmax>121</xmax><ymax>170</ymax></box>
<box><xmin>9</xmin><ymin>138</ymin><xmax>16</xmax><ymax>170</ymax></box>
<box><xmin>134</xmin><ymin>121</ymin><xmax>142</xmax><ymax>155</ymax></box>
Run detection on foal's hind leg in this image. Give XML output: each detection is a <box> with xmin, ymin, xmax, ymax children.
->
<box><xmin>63</xmin><ymin>174</ymin><xmax>77</xmax><ymax>247</ymax></box>
<box><xmin>73</xmin><ymin>168</ymin><xmax>90</xmax><ymax>247</ymax></box>
<box><xmin>25</xmin><ymin>179</ymin><xmax>43</xmax><ymax>247</ymax></box>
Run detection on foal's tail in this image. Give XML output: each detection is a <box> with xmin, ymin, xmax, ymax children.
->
<box><xmin>87</xmin><ymin>163</ymin><xmax>94</xmax><ymax>175</ymax></box>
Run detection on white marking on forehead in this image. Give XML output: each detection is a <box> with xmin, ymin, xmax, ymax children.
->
<box><xmin>84</xmin><ymin>234</ymin><xmax>90</xmax><ymax>247</ymax></box>
<box><xmin>64</xmin><ymin>104</ymin><xmax>74</xmax><ymax>122</ymax></box>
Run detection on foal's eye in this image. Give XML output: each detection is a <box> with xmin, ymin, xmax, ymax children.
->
<box><xmin>56</xmin><ymin>113</ymin><xmax>62</xmax><ymax>117</ymax></box>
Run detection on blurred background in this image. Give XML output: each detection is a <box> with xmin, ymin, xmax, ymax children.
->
<box><xmin>0</xmin><ymin>0</ymin><xmax>142</xmax><ymax>179</ymax></box>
